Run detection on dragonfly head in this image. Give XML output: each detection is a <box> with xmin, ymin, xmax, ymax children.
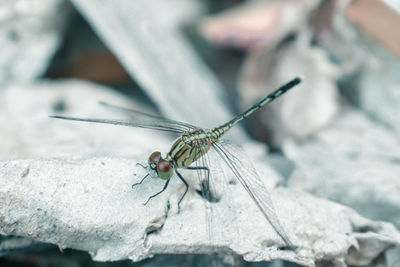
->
<box><xmin>148</xmin><ymin>151</ymin><xmax>173</xmax><ymax>180</ymax></box>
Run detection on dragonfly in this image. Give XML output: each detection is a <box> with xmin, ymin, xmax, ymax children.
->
<box><xmin>50</xmin><ymin>77</ymin><xmax>302</xmax><ymax>248</ymax></box>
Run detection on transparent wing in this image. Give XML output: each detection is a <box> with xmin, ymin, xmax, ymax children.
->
<box><xmin>49</xmin><ymin>115</ymin><xmax>190</xmax><ymax>134</ymax></box>
<box><xmin>195</xmin><ymin>147</ymin><xmax>214</xmax><ymax>249</ymax></box>
<box><xmin>50</xmin><ymin>102</ymin><xmax>199</xmax><ymax>134</ymax></box>
<box><xmin>211</xmin><ymin>140</ymin><xmax>295</xmax><ymax>248</ymax></box>
<box><xmin>99</xmin><ymin>101</ymin><xmax>197</xmax><ymax>131</ymax></box>
<box><xmin>195</xmin><ymin>143</ymin><xmax>230</xmax><ymax>263</ymax></box>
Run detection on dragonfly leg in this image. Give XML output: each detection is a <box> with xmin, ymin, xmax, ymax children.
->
<box><xmin>136</xmin><ymin>162</ymin><xmax>147</xmax><ymax>169</ymax></box>
<box><xmin>132</xmin><ymin>173</ymin><xmax>149</xmax><ymax>188</ymax></box>
<box><xmin>175</xmin><ymin>170</ymin><xmax>189</xmax><ymax>214</ymax></box>
<box><xmin>143</xmin><ymin>179</ymin><xmax>170</xmax><ymax>205</ymax></box>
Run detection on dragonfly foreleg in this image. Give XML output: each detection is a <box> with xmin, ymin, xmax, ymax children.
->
<box><xmin>132</xmin><ymin>173</ymin><xmax>149</xmax><ymax>188</ymax></box>
<box><xmin>175</xmin><ymin>170</ymin><xmax>189</xmax><ymax>214</ymax></box>
<box><xmin>136</xmin><ymin>162</ymin><xmax>147</xmax><ymax>169</ymax></box>
<box><xmin>143</xmin><ymin>179</ymin><xmax>170</xmax><ymax>206</ymax></box>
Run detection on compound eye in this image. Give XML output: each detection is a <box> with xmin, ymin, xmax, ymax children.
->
<box><xmin>149</xmin><ymin>151</ymin><xmax>161</xmax><ymax>164</ymax></box>
<box><xmin>157</xmin><ymin>160</ymin><xmax>173</xmax><ymax>180</ymax></box>
<box><xmin>157</xmin><ymin>160</ymin><xmax>171</xmax><ymax>173</ymax></box>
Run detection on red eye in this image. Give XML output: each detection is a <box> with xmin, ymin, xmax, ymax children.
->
<box><xmin>157</xmin><ymin>160</ymin><xmax>171</xmax><ymax>173</ymax></box>
<box><xmin>149</xmin><ymin>151</ymin><xmax>161</xmax><ymax>164</ymax></box>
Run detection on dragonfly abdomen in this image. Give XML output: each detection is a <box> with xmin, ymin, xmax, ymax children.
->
<box><xmin>212</xmin><ymin>77</ymin><xmax>302</xmax><ymax>136</ymax></box>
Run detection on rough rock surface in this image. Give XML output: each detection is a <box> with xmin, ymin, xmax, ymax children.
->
<box><xmin>1</xmin><ymin>157</ymin><xmax>400</xmax><ymax>266</ymax></box>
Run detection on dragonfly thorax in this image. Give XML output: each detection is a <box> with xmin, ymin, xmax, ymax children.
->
<box><xmin>148</xmin><ymin>151</ymin><xmax>174</xmax><ymax>180</ymax></box>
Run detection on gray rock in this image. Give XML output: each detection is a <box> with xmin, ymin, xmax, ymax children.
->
<box><xmin>1</xmin><ymin>157</ymin><xmax>399</xmax><ymax>266</ymax></box>
<box><xmin>285</xmin><ymin>109</ymin><xmax>400</xmax><ymax>229</ymax></box>
<box><xmin>0</xmin><ymin>0</ymin><xmax>70</xmax><ymax>86</ymax></box>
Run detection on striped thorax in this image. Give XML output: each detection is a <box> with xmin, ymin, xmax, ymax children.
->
<box><xmin>167</xmin><ymin>128</ymin><xmax>219</xmax><ymax>168</ymax></box>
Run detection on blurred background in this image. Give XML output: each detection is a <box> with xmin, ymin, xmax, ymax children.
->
<box><xmin>1</xmin><ymin>0</ymin><xmax>400</xmax><ymax>266</ymax></box>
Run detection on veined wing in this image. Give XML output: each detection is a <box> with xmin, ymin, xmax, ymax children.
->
<box><xmin>99</xmin><ymin>101</ymin><xmax>197</xmax><ymax>132</ymax></box>
<box><xmin>50</xmin><ymin>101</ymin><xmax>199</xmax><ymax>134</ymax></box>
<box><xmin>49</xmin><ymin>116</ymin><xmax>191</xmax><ymax>134</ymax></box>
<box><xmin>211</xmin><ymin>140</ymin><xmax>295</xmax><ymax>249</ymax></box>
<box><xmin>195</xmin><ymin>147</ymin><xmax>214</xmax><ymax>249</ymax></box>
<box><xmin>195</xmin><ymin>143</ymin><xmax>231</xmax><ymax>265</ymax></box>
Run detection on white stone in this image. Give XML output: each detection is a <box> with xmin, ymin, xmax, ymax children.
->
<box><xmin>285</xmin><ymin>109</ymin><xmax>400</xmax><ymax>229</ymax></box>
<box><xmin>1</xmin><ymin>157</ymin><xmax>399</xmax><ymax>266</ymax></box>
<box><xmin>0</xmin><ymin>0</ymin><xmax>70</xmax><ymax>86</ymax></box>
